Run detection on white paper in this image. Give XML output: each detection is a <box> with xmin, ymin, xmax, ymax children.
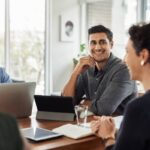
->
<box><xmin>52</xmin><ymin>124</ymin><xmax>93</xmax><ymax>139</ymax></box>
<box><xmin>81</xmin><ymin>115</ymin><xmax>123</xmax><ymax>129</ymax></box>
<box><xmin>113</xmin><ymin>116</ymin><xmax>123</xmax><ymax>129</ymax></box>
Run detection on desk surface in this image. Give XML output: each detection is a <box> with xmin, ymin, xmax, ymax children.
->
<box><xmin>18</xmin><ymin>117</ymin><xmax>104</xmax><ymax>150</ymax></box>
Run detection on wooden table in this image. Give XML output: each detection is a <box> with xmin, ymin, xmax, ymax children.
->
<box><xmin>18</xmin><ymin>117</ymin><xmax>104</xmax><ymax>150</ymax></box>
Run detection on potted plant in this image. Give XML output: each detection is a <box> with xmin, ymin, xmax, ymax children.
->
<box><xmin>73</xmin><ymin>43</ymin><xmax>88</xmax><ymax>66</ymax></box>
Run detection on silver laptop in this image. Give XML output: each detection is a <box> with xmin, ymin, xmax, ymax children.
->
<box><xmin>0</xmin><ymin>82</ymin><xmax>36</xmax><ymax>118</ymax></box>
<box><xmin>21</xmin><ymin>127</ymin><xmax>63</xmax><ymax>141</ymax></box>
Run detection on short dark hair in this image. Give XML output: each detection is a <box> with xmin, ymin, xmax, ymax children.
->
<box><xmin>88</xmin><ymin>25</ymin><xmax>113</xmax><ymax>42</ymax></box>
<box><xmin>128</xmin><ymin>22</ymin><xmax>150</xmax><ymax>56</ymax></box>
<box><xmin>65</xmin><ymin>21</ymin><xmax>73</xmax><ymax>28</ymax></box>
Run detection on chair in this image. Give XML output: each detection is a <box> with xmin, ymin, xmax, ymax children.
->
<box><xmin>12</xmin><ymin>79</ymin><xmax>25</xmax><ymax>83</ymax></box>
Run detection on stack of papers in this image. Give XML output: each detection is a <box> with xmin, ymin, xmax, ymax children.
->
<box><xmin>52</xmin><ymin>124</ymin><xmax>93</xmax><ymax>139</ymax></box>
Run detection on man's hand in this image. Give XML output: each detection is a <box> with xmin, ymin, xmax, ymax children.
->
<box><xmin>62</xmin><ymin>56</ymin><xmax>94</xmax><ymax>97</ymax></box>
<box><xmin>73</xmin><ymin>55</ymin><xmax>95</xmax><ymax>75</ymax></box>
<box><xmin>80</xmin><ymin>99</ymin><xmax>91</xmax><ymax>108</ymax></box>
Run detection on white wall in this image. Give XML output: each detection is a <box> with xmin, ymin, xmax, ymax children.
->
<box><xmin>52</xmin><ymin>0</ymin><xmax>80</xmax><ymax>92</ymax></box>
<box><xmin>111</xmin><ymin>0</ymin><xmax>126</xmax><ymax>59</ymax></box>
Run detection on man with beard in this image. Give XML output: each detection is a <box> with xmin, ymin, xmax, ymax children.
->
<box><xmin>62</xmin><ymin>25</ymin><xmax>137</xmax><ymax>116</ymax></box>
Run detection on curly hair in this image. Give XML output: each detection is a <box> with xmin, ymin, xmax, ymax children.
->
<box><xmin>128</xmin><ymin>22</ymin><xmax>150</xmax><ymax>56</ymax></box>
<box><xmin>88</xmin><ymin>25</ymin><xmax>113</xmax><ymax>42</ymax></box>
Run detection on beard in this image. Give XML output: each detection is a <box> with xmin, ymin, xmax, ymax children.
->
<box><xmin>90</xmin><ymin>49</ymin><xmax>110</xmax><ymax>62</ymax></box>
<box><xmin>92</xmin><ymin>52</ymin><xmax>110</xmax><ymax>64</ymax></box>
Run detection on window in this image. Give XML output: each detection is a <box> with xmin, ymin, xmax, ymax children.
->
<box><xmin>9</xmin><ymin>0</ymin><xmax>45</xmax><ymax>94</ymax></box>
<box><xmin>0</xmin><ymin>0</ymin><xmax>5</xmax><ymax>66</ymax></box>
<box><xmin>146</xmin><ymin>0</ymin><xmax>150</xmax><ymax>21</ymax></box>
<box><xmin>124</xmin><ymin>0</ymin><xmax>137</xmax><ymax>31</ymax></box>
<box><xmin>1</xmin><ymin>0</ymin><xmax>52</xmax><ymax>94</ymax></box>
<box><xmin>87</xmin><ymin>0</ymin><xmax>112</xmax><ymax>29</ymax></box>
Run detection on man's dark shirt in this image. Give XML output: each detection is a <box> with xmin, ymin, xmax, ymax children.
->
<box><xmin>74</xmin><ymin>53</ymin><xmax>137</xmax><ymax>115</ymax></box>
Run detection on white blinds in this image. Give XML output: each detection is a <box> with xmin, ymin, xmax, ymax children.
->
<box><xmin>87</xmin><ymin>0</ymin><xmax>112</xmax><ymax>29</ymax></box>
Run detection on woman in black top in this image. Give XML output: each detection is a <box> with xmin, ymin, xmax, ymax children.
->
<box><xmin>91</xmin><ymin>22</ymin><xmax>150</xmax><ymax>150</ymax></box>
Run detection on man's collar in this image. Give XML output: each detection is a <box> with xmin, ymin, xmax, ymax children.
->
<box><xmin>102</xmin><ymin>53</ymin><xmax>115</xmax><ymax>73</ymax></box>
<box><xmin>93</xmin><ymin>53</ymin><xmax>115</xmax><ymax>74</ymax></box>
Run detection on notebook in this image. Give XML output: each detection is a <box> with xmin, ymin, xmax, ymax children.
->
<box><xmin>34</xmin><ymin>95</ymin><xmax>75</xmax><ymax>121</ymax></box>
<box><xmin>52</xmin><ymin>124</ymin><xmax>93</xmax><ymax>139</ymax></box>
<box><xmin>0</xmin><ymin>82</ymin><xmax>36</xmax><ymax>118</ymax></box>
<box><xmin>52</xmin><ymin>116</ymin><xmax>123</xmax><ymax>139</ymax></box>
<box><xmin>21</xmin><ymin>127</ymin><xmax>63</xmax><ymax>141</ymax></box>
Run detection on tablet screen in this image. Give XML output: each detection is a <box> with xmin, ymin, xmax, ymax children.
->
<box><xmin>21</xmin><ymin>127</ymin><xmax>63</xmax><ymax>141</ymax></box>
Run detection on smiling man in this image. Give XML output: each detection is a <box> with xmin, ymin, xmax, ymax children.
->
<box><xmin>62</xmin><ymin>25</ymin><xmax>137</xmax><ymax>116</ymax></box>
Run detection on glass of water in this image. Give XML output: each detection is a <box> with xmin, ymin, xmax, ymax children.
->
<box><xmin>74</xmin><ymin>105</ymin><xmax>88</xmax><ymax>127</ymax></box>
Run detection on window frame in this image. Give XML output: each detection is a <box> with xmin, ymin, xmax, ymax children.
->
<box><xmin>4</xmin><ymin>0</ymin><xmax>53</xmax><ymax>94</ymax></box>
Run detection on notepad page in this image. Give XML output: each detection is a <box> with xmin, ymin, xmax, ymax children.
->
<box><xmin>52</xmin><ymin>124</ymin><xmax>93</xmax><ymax>139</ymax></box>
<box><xmin>80</xmin><ymin>116</ymin><xmax>123</xmax><ymax>130</ymax></box>
<box><xmin>113</xmin><ymin>116</ymin><xmax>123</xmax><ymax>129</ymax></box>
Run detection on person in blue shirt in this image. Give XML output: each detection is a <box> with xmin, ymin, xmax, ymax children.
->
<box><xmin>0</xmin><ymin>67</ymin><xmax>12</xmax><ymax>83</ymax></box>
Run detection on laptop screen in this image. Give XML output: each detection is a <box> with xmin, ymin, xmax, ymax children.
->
<box><xmin>21</xmin><ymin>127</ymin><xmax>62</xmax><ymax>141</ymax></box>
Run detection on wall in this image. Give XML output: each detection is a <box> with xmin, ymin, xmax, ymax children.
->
<box><xmin>52</xmin><ymin>0</ymin><xmax>80</xmax><ymax>92</ymax></box>
<box><xmin>111</xmin><ymin>0</ymin><xmax>126</xmax><ymax>59</ymax></box>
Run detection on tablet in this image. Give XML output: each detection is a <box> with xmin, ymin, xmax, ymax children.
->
<box><xmin>21</xmin><ymin>127</ymin><xmax>63</xmax><ymax>141</ymax></box>
<box><xmin>34</xmin><ymin>95</ymin><xmax>75</xmax><ymax>121</ymax></box>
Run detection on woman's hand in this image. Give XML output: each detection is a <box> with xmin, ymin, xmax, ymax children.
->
<box><xmin>90</xmin><ymin>116</ymin><xmax>116</xmax><ymax>139</ymax></box>
<box><xmin>90</xmin><ymin>116</ymin><xmax>101</xmax><ymax>136</ymax></box>
<box><xmin>91</xmin><ymin>116</ymin><xmax>116</xmax><ymax>147</ymax></box>
<box><xmin>97</xmin><ymin>116</ymin><xmax>116</xmax><ymax>140</ymax></box>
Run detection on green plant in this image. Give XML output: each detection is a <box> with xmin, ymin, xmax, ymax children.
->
<box><xmin>73</xmin><ymin>43</ymin><xmax>87</xmax><ymax>66</ymax></box>
<box><xmin>80</xmin><ymin>43</ymin><xmax>86</xmax><ymax>53</ymax></box>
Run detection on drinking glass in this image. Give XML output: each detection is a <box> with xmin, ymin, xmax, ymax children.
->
<box><xmin>74</xmin><ymin>105</ymin><xmax>88</xmax><ymax>127</ymax></box>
